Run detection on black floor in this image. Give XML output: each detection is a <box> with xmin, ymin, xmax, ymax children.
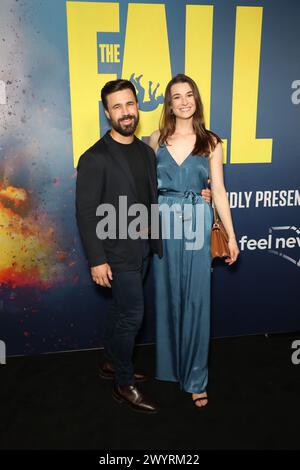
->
<box><xmin>0</xmin><ymin>333</ymin><xmax>300</xmax><ymax>450</ymax></box>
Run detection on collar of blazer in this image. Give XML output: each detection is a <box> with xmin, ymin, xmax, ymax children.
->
<box><xmin>102</xmin><ymin>131</ymin><xmax>154</xmax><ymax>200</ymax></box>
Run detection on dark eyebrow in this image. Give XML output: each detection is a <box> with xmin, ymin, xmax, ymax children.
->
<box><xmin>171</xmin><ymin>91</ymin><xmax>193</xmax><ymax>98</ymax></box>
<box><xmin>112</xmin><ymin>100</ymin><xmax>135</xmax><ymax>109</ymax></box>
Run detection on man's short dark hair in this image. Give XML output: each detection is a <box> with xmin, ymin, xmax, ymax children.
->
<box><xmin>101</xmin><ymin>79</ymin><xmax>137</xmax><ymax>111</ymax></box>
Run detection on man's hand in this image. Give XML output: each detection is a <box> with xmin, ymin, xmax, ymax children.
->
<box><xmin>91</xmin><ymin>263</ymin><xmax>113</xmax><ymax>288</ymax></box>
<box><xmin>201</xmin><ymin>187</ymin><xmax>212</xmax><ymax>204</ymax></box>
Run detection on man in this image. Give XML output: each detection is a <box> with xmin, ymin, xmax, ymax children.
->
<box><xmin>76</xmin><ymin>79</ymin><xmax>211</xmax><ymax>414</ymax></box>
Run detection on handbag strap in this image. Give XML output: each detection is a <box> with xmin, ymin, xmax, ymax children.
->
<box><xmin>208</xmin><ymin>154</ymin><xmax>219</xmax><ymax>225</ymax></box>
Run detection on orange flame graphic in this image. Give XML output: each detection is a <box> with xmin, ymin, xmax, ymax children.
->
<box><xmin>0</xmin><ymin>183</ymin><xmax>68</xmax><ymax>288</ymax></box>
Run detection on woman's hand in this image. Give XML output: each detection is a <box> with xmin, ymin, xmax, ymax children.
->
<box><xmin>201</xmin><ymin>188</ymin><xmax>212</xmax><ymax>204</ymax></box>
<box><xmin>225</xmin><ymin>238</ymin><xmax>240</xmax><ymax>265</ymax></box>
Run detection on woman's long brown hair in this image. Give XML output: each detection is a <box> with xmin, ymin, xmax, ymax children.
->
<box><xmin>158</xmin><ymin>74</ymin><xmax>222</xmax><ymax>156</ymax></box>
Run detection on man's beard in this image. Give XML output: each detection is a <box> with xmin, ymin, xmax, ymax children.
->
<box><xmin>111</xmin><ymin>113</ymin><xmax>139</xmax><ymax>136</ymax></box>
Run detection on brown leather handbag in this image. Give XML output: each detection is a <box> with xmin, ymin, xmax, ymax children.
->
<box><xmin>210</xmin><ymin>204</ymin><xmax>230</xmax><ymax>259</ymax></box>
<box><xmin>208</xmin><ymin>160</ymin><xmax>230</xmax><ymax>259</ymax></box>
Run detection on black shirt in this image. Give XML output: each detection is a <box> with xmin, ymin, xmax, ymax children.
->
<box><xmin>107</xmin><ymin>133</ymin><xmax>151</xmax><ymax>213</ymax></box>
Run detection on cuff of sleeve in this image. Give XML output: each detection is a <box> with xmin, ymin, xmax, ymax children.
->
<box><xmin>89</xmin><ymin>255</ymin><xmax>107</xmax><ymax>268</ymax></box>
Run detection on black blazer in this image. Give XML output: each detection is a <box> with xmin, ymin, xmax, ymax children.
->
<box><xmin>76</xmin><ymin>131</ymin><xmax>162</xmax><ymax>271</ymax></box>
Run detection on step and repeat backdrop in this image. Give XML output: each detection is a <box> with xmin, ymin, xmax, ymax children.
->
<box><xmin>0</xmin><ymin>0</ymin><xmax>299</xmax><ymax>356</ymax></box>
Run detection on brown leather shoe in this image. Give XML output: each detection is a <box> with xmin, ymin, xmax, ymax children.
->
<box><xmin>112</xmin><ymin>384</ymin><xmax>158</xmax><ymax>414</ymax></box>
<box><xmin>99</xmin><ymin>361</ymin><xmax>148</xmax><ymax>382</ymax></box>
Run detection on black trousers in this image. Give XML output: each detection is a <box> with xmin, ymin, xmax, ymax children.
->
<box><xmin>103</xmin><ymin>240</ymin><xmax>150</xmax><ymax>385</ymax></box>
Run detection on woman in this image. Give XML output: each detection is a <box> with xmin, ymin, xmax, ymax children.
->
<box><xmin>149</xmin><ymin>74</ymin><xmax>239</xmax><ymax>408</ymax></box>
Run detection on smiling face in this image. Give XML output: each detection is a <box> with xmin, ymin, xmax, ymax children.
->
<box><xmin>104</xmin><ymin>88</ymin><xmax>139</xmax><ymax>137</ymax></box>
<box><xmin>170</xmin><ymin>82</ymin><xmax>196</xmax><ymax>120</ymax></box>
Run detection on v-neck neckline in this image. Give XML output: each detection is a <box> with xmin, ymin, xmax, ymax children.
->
<box><xmin>165</xmin><ymin>144</ymin><xmax>191</xmax><ymax>168</ymax></box>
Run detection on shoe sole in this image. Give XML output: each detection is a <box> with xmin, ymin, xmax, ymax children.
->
<box><xmin>99</xmin><ymin>371</ymin><xmax>148</xmax><ymax>383</ymax></box>
<box><xmin>112</xmin><ymin>390</ymin><xmax>158</xmax><ymax>414</ymax></box>
<box><xmin>99</xmin><ymin>371</ymin><xmax>114</xmax><ymax>380</ymax></box>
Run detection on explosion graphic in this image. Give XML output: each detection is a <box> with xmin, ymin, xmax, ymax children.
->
<box><xmin>0</xmin><ymin>182</ymin><xmax>69</xmax><ymax>289</ymax></box>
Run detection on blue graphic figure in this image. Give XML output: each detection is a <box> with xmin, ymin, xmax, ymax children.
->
<box><xmin>130</xmin><ymin>73</ymin><xmax>164</xmax><ymax>111</ymax></box>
